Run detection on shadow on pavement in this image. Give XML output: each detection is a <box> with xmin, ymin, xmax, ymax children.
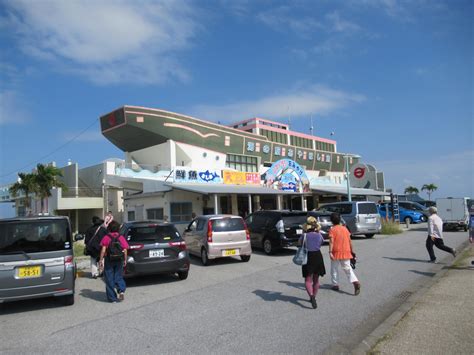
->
<box><xmin>0</xmin><ymin>297</ymin><xmax>67</xmax><ymax>315</ymax></box>
<box><xmin>320</xmin><ymin>283</ymin><xmax>353</xmax><ymax>296</ymax></box>
<box><xmin>188</xmin><ymin>254</ymin><xmax>244</xmax><ymax>267</ymax></box>
<box><xmin>79</xmin><ymin>289</ymin><xmax>109</xmax><ymax>302</ymax></box>
<box><xmin>252</xmin><ymin>248</ymin><xmax>297</xmax><ymax>257</ymax></box>
<box><xmin>279</xmin><ymin>280</ymin><xmax>305</xmax><ymax>290</ymax></box>
<box><xmin>125</xmin><ymin>273</ymin><xmax>181</xmax><ymax>288</ymax></box>
<box><xmin>252</xmin><ymin>289</ymin><xmax>311</xmax><ymax>309</ymax></box>
<box><xmin>383</xmin><ymin>256</ymin><xmax>431</xmax><ymax>263</ymax></box>
<box><xmin>408</xmin><ymin>270</ymin><xmax>436</xmax><ymax>277</ymax></box>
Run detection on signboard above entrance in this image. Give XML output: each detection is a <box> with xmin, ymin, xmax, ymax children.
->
<box><xmin>174</xmin><ymin>167</ymin><xmax>222</xmax><ymax>183</ymax></box>
<box><xmin>264</xmin><ymin>159</ymin><xmax>310</xmax><ymax>193</ymax></box>
<box><xmin>223</xmin><ymin>171</ymin><xmax>260</xmax><ymax>185</ymax></box>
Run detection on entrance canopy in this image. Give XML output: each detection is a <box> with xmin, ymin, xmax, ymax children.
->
<box><xmin>166</xmin><ymin>183</ymin><xmax>299</xmax><ymax>195</ymax></box>
<box><xmin>311</xmin><ymin>186</ymin><xmax>389</xmax><ymax>196</ymax></box>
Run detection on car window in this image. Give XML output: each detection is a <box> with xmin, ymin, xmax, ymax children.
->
<box><xmin>196</xmin><ymin>219</ymin><xmax>205</xmax><ymax>231</ymax></box>
<box><xmin>357</xmin><ymin>203</ymin><xmax>378</xmax><ymax>214</ymax></box>
<box><xmin>211</xmin><ymin>217</ymin><xmax>245</xmax><ymax>232</ymax></box>
<box><xmin>128</xmin><ymin>225</ymin><xmax>180</xmax><ymax>242</ymax></box>
<box><xmin>0</xmin><ymin>219</ymin><xmax>71</xmax><ymax>253</ymax></box>
<box><xmin>247</xmin><ymin>213</ymin><xmax>267</xmax><ymax>228</ymax></box>
<box><xmin>319</xmin><ymin>204</ymin><xmax>353</xmax><ymax>214</ymax></box>
<box><xmin>281</xmin><ymin>213</ymin><xmax>307</xmax><ymax>225</ymax></box>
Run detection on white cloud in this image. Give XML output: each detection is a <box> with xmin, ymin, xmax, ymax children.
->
<box><xmin>191</xmin><ymin>85</ymin><xmax>365</xmax><ymax>123</ymax></box>
<box><xmin>326</xmin><ymin>11</ymin><xmax>360</xmax><ymax>33</ymax></box>
<box><xmin>373</xmin><ymin>150</ymin><xmax>474</xmax><ymax>198</ymax></box>
<box><xmin>3</xmin><ymin>0</ymin><xmax>200</xmax><ymax>85</ymax></box>
<box><xmin>0</xmin><ymin>90</ymin><xmax>30</xmax><ymax>125</ymax></box>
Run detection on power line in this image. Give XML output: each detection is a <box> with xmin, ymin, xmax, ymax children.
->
<box><xmin>1</xmin><ymin>118</ymin><xmax>100</xmax><ymax>179</ymax></box>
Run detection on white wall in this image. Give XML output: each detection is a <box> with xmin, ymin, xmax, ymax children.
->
<box><xmin>175</xmin><ymin>142</ymin><xmax>226</xmax><ymax>170</ymax></box>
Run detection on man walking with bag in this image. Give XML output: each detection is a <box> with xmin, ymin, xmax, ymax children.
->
<box><xmin>426</xmin><ymin>207</ymin><xmax>456</xmax><ymax>263</ymax></box>
<box><xmin>84</xmin><ymin>216</ymin><xmax>107</xmax><ymax>278</ymax></box>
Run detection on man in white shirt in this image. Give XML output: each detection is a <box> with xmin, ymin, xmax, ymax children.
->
<box><xmin>426</xmin><ymin>207</ymin><xmax>457</xmax><ymax>263</ymax></box>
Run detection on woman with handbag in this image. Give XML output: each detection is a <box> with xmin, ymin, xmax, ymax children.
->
<box><xmin>298</xmin><ymin>216</ymin><xmax>326</xmax><ymax>309</ymax></box>
<box><xmin>84</xmin><ymin>216</ymin><xmax>107</xmax><ymax>278</ymax></box>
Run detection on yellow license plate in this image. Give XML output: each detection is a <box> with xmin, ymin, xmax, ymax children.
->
<box><xmin>18</xmin><ymin>266</ymin><xmax>42</xmax><ymax>278</ymax></box>
<box><xmin>223</xmin><ymin>249</ymin><xmax>237</xmax><ymax>256</ymax></box>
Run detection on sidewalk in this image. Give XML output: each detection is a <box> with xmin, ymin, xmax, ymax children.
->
<box><xmin>367</xmin><ymin>243</ymin><xmax>474</xmax><ymax>354</ymax></box>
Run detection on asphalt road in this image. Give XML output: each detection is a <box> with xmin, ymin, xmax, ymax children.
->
<box><xmin>0</xmin><ymin>225</ymin><xmax>469</xmax><ymax>354</ymax></box>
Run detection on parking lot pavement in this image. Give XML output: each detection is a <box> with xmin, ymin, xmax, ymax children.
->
<box><xmin>366</xmin><ymin>243</ymin><xmax>474</xmax><ymax>355</ymax></box>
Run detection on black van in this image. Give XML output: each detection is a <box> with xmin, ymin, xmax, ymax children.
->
<box><xmin>0</xmin><ymin>216</ymin><xmax>77</xmax><ymax>306</ymax></box>
<box><xmin>245</xmin><ymin>210</ymin><xmax>307</xmax><ymax>255</ymax></box>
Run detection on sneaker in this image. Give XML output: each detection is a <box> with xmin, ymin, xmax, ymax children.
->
<box><xmin>451</xmin><ymin>249</ymin><xmax>457</xmax><ymax>257</ymax></box>
<box><xmin>429</xmin><ymin>259</ymin><xmax>437</xmax><ymax>263</ymax></box>
<box><xmin>310</xmin><ymin>296</ymin><xmax>317</xmax><ymax>309</ymax></box>
<box><xmin>118</xmin><ymin>292</ymin><xmax>124</xmax><ymax>301</ymax></box>
<box><xmin>353</xmin><ymin>282</ymin><xmax>361</xmax><ymax>296</ymax></box>
<box><xmin>331</xmin><ymin>285</ymin><xmax>339</xmax><ymax>291</ymax></box>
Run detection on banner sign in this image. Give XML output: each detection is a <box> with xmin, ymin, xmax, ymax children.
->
<box><xmin>174</xmin><ymin>168</ymin><xmax>222</xmax><ymax>183</ymax></box>
<box><xmin>223</xmin><ymin>171</ymin><xmax>260</xmax><ymax>185</ymax></box>
<box><xmin>264</xmin><ymin>159</ymin><xmax>310</xmax><ymax>193</ymax></box>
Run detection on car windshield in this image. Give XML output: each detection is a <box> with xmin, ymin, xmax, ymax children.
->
<box><xmin>357</xmin><ymin>203</ymin><xmax>378</xmax><ymax>214</ymax></box>
<box><xmin>127</xmin><ymin>225</ymin><xmax>180</xmax><ymax>243</ymax></box>
<box><xmin>282</xmin><ymin>213</ymin><xmax>307</xmax><ymax>225</ymax></box>
<box><xmin>0</xmin><ymin>219</ymin><xmax>71</xmax><ymax>254</ymax></box>
<box><xmin>211</xmin><ymin>218</ymin><xmax>245</xmax><ymax>232</ymax></box>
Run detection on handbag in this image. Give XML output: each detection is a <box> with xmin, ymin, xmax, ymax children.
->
<box><xmin>350</xmin><ymin>252</ymin><xmax>357</xmax><ymax>269</ymax></box>
<box><xmin>293</xmin><ymin>234</ymin><xmax>308</xmax><ymax>266</ymax></box>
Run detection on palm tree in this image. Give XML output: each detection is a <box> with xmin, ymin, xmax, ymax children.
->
<box><xmin>421</xmin><ymin>183</ymin><xmax>438</xmax><ymax>201</ymax></box>
<box><xmin>35</xmin><ymin>163</ymin><xmax>67</xmax><ymax>213</ymax></box>
<box><xmin>404</xmin><ymin>186</ymin><xmax>419</xmax><ymax>195</ymax></box>
<box><xmin>9</xmin><ymin>172</ymin><xmax>38</xmax><ymax>214</ymax></box>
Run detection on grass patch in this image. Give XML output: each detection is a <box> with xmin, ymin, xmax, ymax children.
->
<box><xmin>381</xmin><ymin>220</ymin><xmax>403</xmax><ymax>235</ymax></box>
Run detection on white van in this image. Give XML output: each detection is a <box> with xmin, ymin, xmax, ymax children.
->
<box><xmin>436</xmin><ymin>197</ymin><xmax>470</xmax><ymax>231</ymax></box>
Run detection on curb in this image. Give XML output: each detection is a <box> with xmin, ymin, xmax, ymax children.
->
<box><xmin>351</xmin><ymin>239</ymin><xmax>471</xmax><ymax>354</ymax></box>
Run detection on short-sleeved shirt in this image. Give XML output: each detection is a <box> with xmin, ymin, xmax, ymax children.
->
<box><xmin>100</xmin><ymin>232</ymin><xmax>129</xmax><ymax>250</ymax></box>
<box><xmin>300</xmin><ymin>231</ymin><xmax>324</xmax><ymax>251</ymax></box>
<box><xmin>329</xmin><ymin>225</ymin><xmax>352</xmax><ymax>260</ymax></box>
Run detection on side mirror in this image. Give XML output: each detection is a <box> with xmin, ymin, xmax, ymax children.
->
<box><xmin>74</xmin><ymin>233</ymin><xmax>84</xmax><ymax>241</ymax></box>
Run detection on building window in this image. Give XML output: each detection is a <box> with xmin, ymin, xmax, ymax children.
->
<box><xmin>128</xmin><ymin>211</ymin><xmax>135</xmax><ymax>221</ymax></box>
<box><xmin>147</xmin><ymin>208</ymin><xmax>164</xmax><ymax>220</ymax></box>
<box><xmin>170</xmin><ymin>202</ymin><xmax>192</xmax><ymax>222</ymax></box>
<box><xmin>226</xmin><ymin>154</ymin><xmax>258</xmax><ymax>172</ymax></box>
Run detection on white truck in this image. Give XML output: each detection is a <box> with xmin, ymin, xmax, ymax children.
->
<box><xmin>436</xmin><ymin>197</ymin><xmax>470</xmax><ymax>231</ymax></box>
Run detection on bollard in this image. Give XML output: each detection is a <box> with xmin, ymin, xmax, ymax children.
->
<box><xmin>405</xmin><ymin>219</ymin><xmax>409</xmax><ymax>229</ymax></box>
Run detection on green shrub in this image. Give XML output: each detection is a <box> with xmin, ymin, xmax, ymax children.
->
<box><xmin>73</xmin><ymin>241</ymin><xmax>85</xmax><ymax>258</ymax></box>
<box><xmin>381</xmin><ymin>219</ymin><xmax>403</xmax><ymax>234</ymax></box>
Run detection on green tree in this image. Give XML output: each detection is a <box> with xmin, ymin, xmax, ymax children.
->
<box><xmin>404</xmin><ymin>186</ymin><xmax>419</xmax><ymax>195</ymax></box>
<box><xmin>35</xmin><ymin>163</ymin><xmax>67</xmax><ymax>213</ymax></box>
<box><xmin>421</xmin><ymin>183</ymin><xmax>438</xmax><ymax>201</ymax></box>
<box><xmin>9</xmin><ymin>172</ymin><xmax>38</xmax><ymax>213</ymax></box>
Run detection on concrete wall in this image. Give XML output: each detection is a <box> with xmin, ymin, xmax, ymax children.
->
<box><xmin>175</xmin><ymin>142</ymin><xmax>227</xmax><ymax>170</ymax></box>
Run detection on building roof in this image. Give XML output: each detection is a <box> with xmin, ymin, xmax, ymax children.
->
<box><xmin>165</xmin><ymin>183</ymin><xmax>306</xmax><ymax>195</ymax></box>
<box><xmin>311</xmin><ymin>186</ymin><xmax>389</xmax><ymax>196</ymax></box>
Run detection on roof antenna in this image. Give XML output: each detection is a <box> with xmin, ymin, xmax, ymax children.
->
<box><xmin>310</xmin><ymin>114</ymin><xmax>314</xmax><ymax>136</ymax></box>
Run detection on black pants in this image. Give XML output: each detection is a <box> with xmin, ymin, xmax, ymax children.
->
<box><xmin>426</xmin><ymin>235</ymin><xmax>453</xmax><ymax>261</ymax></box>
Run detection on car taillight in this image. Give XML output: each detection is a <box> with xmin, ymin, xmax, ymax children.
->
<box><xmin>129</xmin><ymin>243</ymin><xmax>144</xmax><ymax>250</ymax></box>
<box><xmin>169</xmin><ymin>241</ymin><xmax>187</xmax><ymax>251</ymax></box>
<box><xmin>207</xmin><ymin>220</ymin><xmax>213</xmax><ymax>243</ymax></box>
<box><xmin>64</xmin><ymin>255</ymin><xmax>74</xmax><ymax>267</ymax></box>
<box><xmin>243</xmin><ymin>220</ymin><xmax>250</xmax><ymax>240</ymax></box>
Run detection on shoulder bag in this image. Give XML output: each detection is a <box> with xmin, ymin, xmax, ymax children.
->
<box><xmin>293</xmin><ymin>234</ymin><xmax>308</xmax><ymax>266</ymax></box>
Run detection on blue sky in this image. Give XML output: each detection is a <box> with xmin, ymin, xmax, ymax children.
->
<box><xmin>0</xmin><ymin>0</ymin><xmax>472</xmax><ymax>217</ymax></box>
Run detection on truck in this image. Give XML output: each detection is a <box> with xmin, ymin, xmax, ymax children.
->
<box><xmin>436</xmin><ymin>197</ymin><xmax>470</xmax><ymax>231</ymax></box>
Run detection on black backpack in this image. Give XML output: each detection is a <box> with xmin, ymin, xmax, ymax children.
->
<box><xmin>108</xmin><ymin>234</ymin><xmax>124</xmax><ymax>261</ymax></box>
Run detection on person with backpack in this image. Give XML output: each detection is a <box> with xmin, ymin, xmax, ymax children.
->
<box><xmin>98</xmin><ymin>220</ymin><xmax>129</xmax><ymax>303</ymax></box>
<box><xmin>84</xmin><ymin>216</ymin><xmax>107</xmax><ymax>278</ymax></box>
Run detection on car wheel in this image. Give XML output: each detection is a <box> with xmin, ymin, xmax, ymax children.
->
<box><xmin>177</xmin><ymin>271</ymin><xmax>188</xmax><ymax>280</ymax></box>
<box><xmin>240</xmin><ymin>255</ymin><xmax>251</xmax><ymax>262</ymax></box>
<box><xmin>62</xmin><ymin>294</ymin><xmax>74</xmax><ymax>306</ymax></box>
<box><xmin>263</xmin><ymin>238</ymin><xmax>274</xmax><ymax>255</ymax></box>
<box><xmin>201</xmin><ymin>248</ymin><xmax>210</xmax><ymax>266</ymax></box>
<box><xmin>421</xmin><ymin>215</ymin><xmax>428</xmax><ymax>222</ymax></box>
<box><xmin>365</xmin><ymin>234</ymin><xmax>375</xmax><ymax>238</ymax></box>
<box><xmin>404</xmin><ymin>217</ymin><xmax>413</xmax><ymax>224</ymax></box>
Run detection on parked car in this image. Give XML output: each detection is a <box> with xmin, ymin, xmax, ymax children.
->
<box><xmin>119</xmin><ymin>221</ymin><xmax>190</xmax><ymax>280</ymax></box>
<box><xmin>417</xmin><ymin>200</ymin><xmax>436</xmax><ymax>208</ymax></box>
<box><xmin>306</xmin><ymin>211</ymin><xmax>346</xmax><ymax>241</ymax></box>
<box><xmin>183</xmin><ymin>215</ymin><xmax>251</xmax><ymax>265</ymax></box>
<box><xmin>378</xmin><ymin>204</ymin><xmax>424</xmax><ymax>224</ymax></box>
<box><xmin>398</xmin><ymin>201</ymin><xmax>429</xmax><ymax>222</ymax></box>
<box><xmin>316</xmin><ymin>201</ymin><xmax>381</xmax><ymax>238</ymax></box>
<box><xmin>245</xmin><ymin>210</ymin><xmax>307</xmax><ymax>255</ymax></box>
<box><xmin>0</xmin><ymin>216</ymin><xmax>77</xmax><ymax>306</ymax></box>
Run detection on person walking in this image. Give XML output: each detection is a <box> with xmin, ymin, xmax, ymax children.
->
<box><xmin>299</xmin><ymin>216</ymin><xmax>326</xmax><ymax>309</ymax></box>
<box><xmin>99</xmin><ymin>221</ymin><xmax>129</xmax><ymax>303</ymax></box>
<box><xmin>426</xmin><ymin>206</ymin><xmax>456</xmax><ymax>263</ymax></box>
<box><xmin>328</xmin><ymin>212</ymin><xmax>360</xmax><ymax>295</ymax></box>
<box><xmin>84</xmin><ymin>216</ymin><xmax>107</xmax><ymax>278</ymax></box>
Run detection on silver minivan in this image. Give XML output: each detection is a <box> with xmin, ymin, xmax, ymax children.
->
<box><xmin>0</xmin><ymin>216</ymin><xmax>76</xmax><ymax>306</ymax></box>
<box><xmin>316</xmin><ymin>201</ymin><xmax>381</xmax><ymax>238</ymax></box>
<box><xmin>183</xmin><ymin>215</ymin><xmax>252</xmax><ymax>265</ymax></box>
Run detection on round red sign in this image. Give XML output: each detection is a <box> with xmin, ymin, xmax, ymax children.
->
<box><xmin>354</xmin><ymin>167</ymin><xmax>365</xmax><ymax>179</ymax></box>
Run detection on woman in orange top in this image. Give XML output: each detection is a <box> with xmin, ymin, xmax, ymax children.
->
<box><xmin>328</xmin><ymin>212</ymin><xmax>360</xmax><ymax>295</ymax></box>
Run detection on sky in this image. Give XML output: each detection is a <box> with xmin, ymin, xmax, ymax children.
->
<box><xmin>0</xmin><ymin>0</ymin><xmax>472</xmax><ymax>217</ymax></box>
